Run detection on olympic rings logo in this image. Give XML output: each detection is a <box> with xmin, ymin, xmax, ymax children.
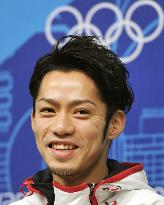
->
<box><xmin>45</xmin><ymin>1</ymin><xmax>164</xmax><ymax>63</ymax></box>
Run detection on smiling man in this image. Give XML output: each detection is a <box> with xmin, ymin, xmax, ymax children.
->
<box><xmin>10</xmin><ymin>35</ymin><xmax>164</xmax><ymax>205</ymax></box>
<box><xmin>33</xmin><ymin>70</ymin><xmax>112</xmax><ymax>186</ymax></box>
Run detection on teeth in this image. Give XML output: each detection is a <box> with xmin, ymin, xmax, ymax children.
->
<box><xmin>69</xmin><ymin>145</ymin><xmax>73</xmax><ymax>149</ymax></box>
<box><xmin>51</xmin><ymin>144</ymin><xmax>76</xmax><ymax>150</ymax></box>
<box><xmin>59</xmin><ymin>145</ymin><xmax>64</xmax><ymax>149</ymax></box>
<box><xmin>65</xmin><ymin>145</ymin><xmax>68</xmax><ymax>149</ymax></box>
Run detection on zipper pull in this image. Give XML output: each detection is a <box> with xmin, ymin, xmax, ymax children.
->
<box><xmin>88</xmin><ymin>183</ymin><xmax>95</xmax><ymax>203</ymax></box>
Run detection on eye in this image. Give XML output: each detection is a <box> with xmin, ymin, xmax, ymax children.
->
<box><xmin>40</xmin><ymin>107</ymin><xmax>55</xmax><ymax>113</ymax></box>
<box><xmin>76</xmin><ymin>110</ymin><xmax>89</xmax><ymax>114</ymax></box>
<box><xmin>73</xmin><ymin>109</ymin><xmax>90</xmax><ymax>119</ymax></box>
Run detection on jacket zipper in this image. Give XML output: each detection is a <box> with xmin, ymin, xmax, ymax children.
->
<box><xmin>88</xmin><ymin>183</ymin><xmax>96</xmax><ymax>204</ymax></box>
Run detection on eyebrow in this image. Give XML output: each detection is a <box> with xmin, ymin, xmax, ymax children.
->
<box><xmin>38</xmin><ymin>98</ymin><xmax>96</xmax><ymax>107</ymax></box>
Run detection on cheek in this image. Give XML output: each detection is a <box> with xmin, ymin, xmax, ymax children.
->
<box><xmin>33</xmin><ymin>118</ymin><xmax>49</xmax><ymax>133</ymax></box>
<box><xmin>84</xmin><ymin>117</ymin><xmax>105</xmax><ymax>134</ymax></box>
<box><xmin>77</xmin><ymin>120</ymin><xmax>105</xmax><ymax>146</ymax></box>
<box><xmin>33</xmin><ymin>119</ymin><xmax>51</xmax><ymax>146</ymax></box>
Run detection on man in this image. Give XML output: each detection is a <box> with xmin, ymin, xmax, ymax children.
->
<box><xmin>10</xmin><ymin>35</ymin><xmax>164</xmax><ymax>205</ymax></box>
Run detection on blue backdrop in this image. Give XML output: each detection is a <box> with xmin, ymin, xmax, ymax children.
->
<box><xmin>0</xmin><ymin>0</ymin><xmax>164</xmax><ymax>204</ymax></box>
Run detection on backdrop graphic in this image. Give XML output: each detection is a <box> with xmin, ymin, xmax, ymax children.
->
<box><xmin>0</xmin><ymin>0</ymin><xmax>164</xmax><ymax>204</ymax></box>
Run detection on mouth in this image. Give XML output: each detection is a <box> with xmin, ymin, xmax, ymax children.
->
<box><xmin>49</xmin><ymin>143</ymin><xmax>78</xmax><ymax>151</ymax></box>
<box><xmin>48</xmin><ymin>143</ymin><xmax>79</xmax><ymax>159</ymax></box>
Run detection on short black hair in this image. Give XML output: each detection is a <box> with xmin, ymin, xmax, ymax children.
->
<box><xmin>29</xmin><ymin>35</ymin><xmax>134</xmax><ymax>117</ymax></box>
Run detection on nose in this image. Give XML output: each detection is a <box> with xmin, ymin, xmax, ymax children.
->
<box><xmin>50</xmin><ymin>112</ymin><xmax>75</xmax><ymax>137</ymax></box>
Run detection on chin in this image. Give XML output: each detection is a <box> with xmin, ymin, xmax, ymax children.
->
<box><xmin>50</xmin><ymin>166</ymin><xmax>80</xmax><ymax>177</ymax></box>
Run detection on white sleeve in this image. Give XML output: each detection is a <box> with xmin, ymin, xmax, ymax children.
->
<box><xmin>8</xmin><ymin>193</ymin><xmax>47</xmax><ymax>205</ymax></box>
<box><xmin>129</xmin><ymin>189</ymin><xmax>164</xmax><ymax>205</ymax></box>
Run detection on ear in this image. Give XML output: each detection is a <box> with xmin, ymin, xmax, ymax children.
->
<box><xmin>107</xmin><ymin>110</ymin><xmax>125</xmax><ymax>140</ymax></box>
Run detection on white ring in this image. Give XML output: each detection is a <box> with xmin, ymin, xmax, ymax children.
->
<box><xmin>85</xmin><ymin>2</ymin><xmax>124</xmax><ymax>43</ymax></box>
<box><xmin>120</xmin><ymin>20</ymin><xmax>144</xmax><ymax>63</ymax></box>
<box><xmin>66</xmin><ymin>23</ymin><xmax>84</xmax><ymax>35</ymax></box>
<box><xmin>105</xmin><ymin>19</ymin><xmax>124</xmax><ymax>44</ymax></box>
<box><xmin>45</xmin><ymin>6</ymin><xmax>83</xmax><ymax>45</ymax></box>
<box><xmin>125</xmin><ymin>0</ymin><xmax>164</xmax><ymax>43</ymax></box>
<box><xmin>44</xmin><ymin>2</ymin><xmax>163</xmax><ymax>63</ymax></box>
<box><xmin>67</xmin><ymin>22</ymin><xmax>102</xmax><ymax>36</ymax></box>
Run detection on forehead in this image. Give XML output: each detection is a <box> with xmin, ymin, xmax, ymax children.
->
<box><xmin>37</xmin><ymin>70</ymin><xmax>102</xmax><ymax>101</ymax></box>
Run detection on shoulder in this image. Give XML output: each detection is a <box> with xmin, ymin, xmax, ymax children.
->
<box><xmin>9</xmin><ymin>193</ymin><xmax>47</xmax><ymax>205</ymax></box>
<box><xmin>124</xmin><ymin>189</ymin><xmax>164</xmax><ymax>204</ymax></box>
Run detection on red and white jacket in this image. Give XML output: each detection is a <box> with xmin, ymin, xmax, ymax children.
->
<box><xmin>10</xmin><ymin>162</ymin><xmax>164</xmax><ymax>205</ymax></box>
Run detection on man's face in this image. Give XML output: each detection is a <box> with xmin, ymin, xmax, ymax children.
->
<box><xmin>31</xmin><ymin>70</ymin><xmax>111</xmax><ymax>185</ymax></box>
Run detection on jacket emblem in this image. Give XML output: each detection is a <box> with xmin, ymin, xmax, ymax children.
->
<box><xmin>102</xmin><ymin>185</ymin><xmax>121</xmax><ymax>192</ymax></box>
